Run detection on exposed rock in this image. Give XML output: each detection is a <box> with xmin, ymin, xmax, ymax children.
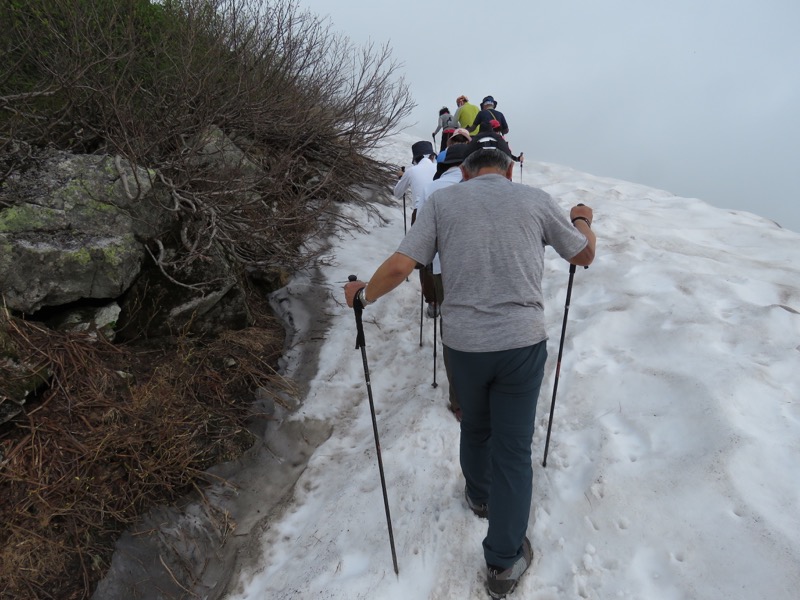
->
<box><xmin>0</xmin><ymin>144</ymin><xmax>255</xmax><ymax>339</ymax></box>
<box><xmin>0</xmin><ymin>151</ymin><xmax>153</xmax><ymax>313</ymax></box>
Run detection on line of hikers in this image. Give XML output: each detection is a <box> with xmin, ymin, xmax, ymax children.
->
<box><xmin>433</xmin><ymin>95</ymin><xmax>510</xmax><ymax>152</ymax></box>
<box><xmin>397</xmin><ymin>94</ymin><xmax>522</xmax><ymax>352</ymax></box>
<box><xmin>347</xmin><ymin>93</ymin><xmax>596</xmax><ymax>598</ymax></box>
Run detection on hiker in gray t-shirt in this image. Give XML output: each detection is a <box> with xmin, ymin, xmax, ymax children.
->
<box><xmin>344</xmin><ymin>134</ymin><xmax>595</xmax><ymax>597</ymax></box>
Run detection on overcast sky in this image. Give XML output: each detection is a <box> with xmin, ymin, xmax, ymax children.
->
<box><xmin>295</xmin><ymin>0</ymin><xmax>800</xmax><ymax>233</ymax></box>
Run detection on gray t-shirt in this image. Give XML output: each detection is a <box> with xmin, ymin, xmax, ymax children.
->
<box><xmin>397</xmin><ymin>173</ymin><xmax>588</xmax><ymax>352</ymax></box>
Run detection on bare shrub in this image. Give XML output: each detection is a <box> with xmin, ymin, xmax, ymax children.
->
<box><xmin>1</xmin><ymin>0</ymin><xmax>414</xmax><ymax>285</ymax></box>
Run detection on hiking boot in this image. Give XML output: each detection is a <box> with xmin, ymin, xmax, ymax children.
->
<box><xmin>464</xmin><ymin>485</ymin><xmax>488</xmax><ymax>519</ymax></box>
<box><xmin>486</xmin><ymin>537</ymin><xmax>533</xmax><ymax>599</ymax></box>
<box><xmin>426</xmin><ymin>303</ymin><xmax>439</xmax><ymax>318</ymax></box>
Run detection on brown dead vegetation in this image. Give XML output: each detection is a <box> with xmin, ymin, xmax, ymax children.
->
<box><xmin>0</xmin><ymin>308</ymin><xmax>292</xmax><ymax>599</ymax></box>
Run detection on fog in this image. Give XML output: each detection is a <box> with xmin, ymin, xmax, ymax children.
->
<box><xmin>296</xmin><ymin>0</ymin><xmax>800</xmax><ymax>232</ymax></box>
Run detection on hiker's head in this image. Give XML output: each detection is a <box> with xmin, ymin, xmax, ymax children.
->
<box><xmin>461</xmin><ymin>149</ymin><xmax>513</xmax><ymax>180</ymax></box>
<box><xmin>456</xmin><ymin>95</ymin><xmax>468</xmax><ymax>107</ymax></box>
<box><xmin>460</xmin><ymin>133</ymin><xmax>513</xmax><ymax>179</ymax></box>
<box><xmin>434</xmin><ymin>142</ymin><xmax>473</xmax><ymax>180</ymax></box>
<box><xmin>481</xmin><ymin>95</ymin><xmax>497</xmax><ymax>109</ymax></box>
<box><xmin>439</xmin><ymin>106</ymin><xmax>450</xmax><ymax>115</ymax></box>
<box><xmin>442</xmin><ymin>142</ymin><xmax>472</xmax><ymax>167</ymax></box>
<box><xmin>470</xmin><ymin>132</ymin><xmax>512</xmax><ymax>155</ymax></box>
<box><xmin>411</xmin><ymin>140</ymin><xmax>435</xmax><ymax>164</ymax></box>
<box><xmin>448</xmin><ymin>128</ymin><xmax>472</xmax><ymax>146</ymax></box>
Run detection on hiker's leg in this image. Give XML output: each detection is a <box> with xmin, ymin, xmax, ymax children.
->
<box><xmin>447</xmin><ymin>346</ymin><xmax>493</xmax><ymax>504</ymax></box>
<box><xmin>483</xmin><ymin>342</ymin><xmax>547</xmax><ymax>568</ymax></box>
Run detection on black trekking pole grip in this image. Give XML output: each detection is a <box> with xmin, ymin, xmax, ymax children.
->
<box><xmin>349</xmin><ymin>275</ymin><xmax>366</xmax><ymax>349</ymax></box>
<box><xmin>346</xmin><ymin>274</ymin><xmax>399</xmax><ymax>574</ymax></box>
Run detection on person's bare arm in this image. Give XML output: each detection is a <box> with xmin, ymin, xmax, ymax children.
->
<box><xmin>344</xmin><ymin>252</ymin><xmax>418</xmax><ymax>307</ymax></box>
<box><xmin>568</xmin><ymin>205</ymin><xmax>596</xmax><ymax>267</ymax></box>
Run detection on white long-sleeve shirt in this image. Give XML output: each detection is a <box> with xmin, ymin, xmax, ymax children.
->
<box><xmin>393</xmin><ymin>157</ymin><xmax>436</xmax><ymax>211</ymax></box>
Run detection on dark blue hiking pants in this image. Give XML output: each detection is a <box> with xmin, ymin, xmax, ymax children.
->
<box><xmin>445</xmin><ymin>341</ymin><xmax>547</xmax><ymax>568</ymax></box>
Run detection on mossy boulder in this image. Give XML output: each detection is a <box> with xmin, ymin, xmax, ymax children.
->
<box><xmin>0</xmin><ymin>150</ymin><xmax>158</xmax><ymax>313</ymax></box>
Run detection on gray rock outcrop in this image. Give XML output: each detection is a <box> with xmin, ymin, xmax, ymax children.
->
<box><xmin>0</xmin><ymin>151</ymin><xmax>153</xmax><ymax>313</ymax></box>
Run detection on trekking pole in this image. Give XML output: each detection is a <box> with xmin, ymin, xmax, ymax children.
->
<box><xmin>419</xmin><ymin>284</ymin><xmax>424</xmax><ymax>346</ymax></box>
<box><xmin>348</xmin><ymin>275</ymin><xmax>399</xmax><ymax>574</ymax></box>
<box><xmin>431</xmin><ymin>267</ymin><xmax>439</xmax><ymax>388</ymax></box>
<box><xmin>542</xmin><ymin>263</ymin><xmax>576</xmax><ymax>467</ymax></box>
<box><xmin>542</xmin><ymin>207</ymin><xmax>589</xmax><ymax>467</ymax></box>
<box><xmin>403</xmin><ymin>192</ymin><xmax>409</xmax><ymax>282</ymax></box>
<box><xmin>402</xmin><ymin>191</ymin><xmax>407</xmax><ymax>236</ymax></box>
<box><xmin>519</xmin><ymin>152</ymin><xmax>524</xmax><ymax>183</ymax></box>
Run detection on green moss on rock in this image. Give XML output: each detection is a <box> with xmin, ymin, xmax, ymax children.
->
<box><xmin>0</xmin><ymin>204</ymin><xmax>64</xmax><ymax>232</ymax></box>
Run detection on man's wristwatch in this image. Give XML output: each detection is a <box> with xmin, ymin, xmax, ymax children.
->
<box><xmin>355</xmin><ymin>286</ymin><xmax>375</xmax><ymax>307</ymax></box>
<box><xmin>571</xmin><ymin>216</ymin><xmax>592</xmax><ymax>228</ymax></box>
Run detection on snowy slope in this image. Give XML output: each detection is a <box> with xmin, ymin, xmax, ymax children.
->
<box><xmin>224</xmin><ymin>133</ymin><xmax>800</xmax><ymax>600</ymax></box>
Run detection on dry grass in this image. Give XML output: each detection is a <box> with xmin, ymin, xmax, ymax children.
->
<box><xmin>0</xmin><ymin>310</ymin><xmax>292</xmax><ymax>599</ymax></box>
